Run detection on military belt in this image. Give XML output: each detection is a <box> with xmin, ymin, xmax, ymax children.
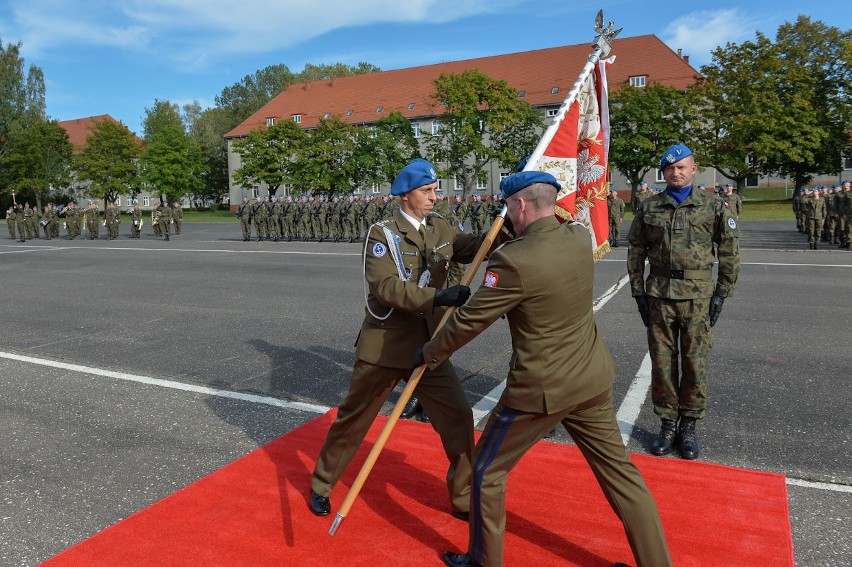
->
<box><xmin>650</xmin><ymin>266</ymin><xmax>712</xmax><ymax>280</ymax></box>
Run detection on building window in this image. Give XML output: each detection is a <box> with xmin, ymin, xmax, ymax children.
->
<box><xmin>115</xmin><ymin>197</ymin><xmax>121</xmax><ymax>206</ymax></box>
<box><xmin>518</xmin><ymin>90</ymin><xmax>526</xmax><ymax>97</ymax></box>
<box><xmin>142</xmin><ymin>196</ymin><xmax>150</xmax><ymax>207</ymax></box>
<box><xmin>253</xmin><ymin>188</ymin><xmax>260</xmax><ymax>198</ymax></box>
<box><xmin>346</xmin><ymin>109</ymin><xmax>353</xmax><ymax>116</ymax></box>
<box><xmin>370</xmin><ymin>183</ymin><xmax>381</xmax><ymax>194</ymax></box>
<box><xmin>432</xmin><ymin>121</ymin><xmax>441</xmax><ymax>135</ymax></box>
<box><xmin>477</xmin><ymin>178</ymin><xmax>487</xmax><ymax>190</ymax></box>
<box><xmin>292</xmin><ymin>114</ymin><xmax>301</xmax><ymax>123</ymax></box>
<box><xmin>844</xmin><ymin>156</ymin><xmax>852</xmax><ymax>169</ymax></box>
<box><xmin>499</xmin><ymin>172</ymin><xmax>510</xmax><ymax>181</ymax></box>
<box><xmin>629</xmin><ymin>76</ymin><xmax>646</xmax><ymax>88</ymax></box>
<box><xmin>551</xmin><ymin>86</ymin><xmax>559</xmax><ymax>94</ymax></box>
<box><xmin>655</xmin><ymin>169</ymin><xmax>665</xmax><ymax>183</ymax></box>
<box><xmin>546</xmin><ymin>108</ymin><xmax>558</xmax><ymax>117</ymax></box>
<box><xmin>376</xmin><ymin>106</ymin><xmax>383</xmax><ymax>113</ymax></box>
<box><xmin>412</xmin><ymin>122</ymin><xmax>421</xmax><ymax>138</ymax></box>
<box><xmin>323</xmin><ymin>112</ymin><xmax>331</xmax><ymax>119</ymax></box>
<box><xmin>746</xmin><ymin>174</ymin><xmax>759</xmax><ymax>187</ymax></box>
<box><xmin>407</xmin><ymin>102</ymin><xmax>415</xmax><ymax>110</ymax></box>
<box><xmin>266</xmin><ymin>117</ymin><xmax>275</xmax><ymax>126</ymax></box>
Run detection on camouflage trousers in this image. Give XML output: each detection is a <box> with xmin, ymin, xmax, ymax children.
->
<box><xmin>805</xmin><ymin>216</ymin><xmax>824</xmax><ymax>244</ymax></box>
<box><xmin>609</xmin><ymin>218</ymin><xmax>621</xmax><ymax>244</ymax></box>
<box><xmin>239</xmin><ymin>217</ymin><xmax>251</xmax><ymax>239</ymax></box>
<box><xmin>647</xmin><ymin>297</ymin><xmax>712</xmax><ymax>421</ymax></box>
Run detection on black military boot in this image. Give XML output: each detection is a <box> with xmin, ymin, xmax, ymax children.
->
<box><xmin>401</xmin><ymin>397</ymin><xmax>420</xmax><ymax>419</ymax></box>
<box><xmin>678</xmin><ymin>417</ymin><xmax>700</xmax><ymax>460</ymax></box>
<box><xmin>814</xmin><ymin>242</ymin><xmax>819</xmax><ymax>250</ymax></box>
<box><xmin>650</xmin><ymin>419</ymin><xmax>677</xmax><ymax>456</ymax></box>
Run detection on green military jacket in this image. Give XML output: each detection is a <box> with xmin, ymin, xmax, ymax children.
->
<box><xmin>424</xmin><ymin>216</ymin><xmax>615</xmax><ymax>414</ymax></box>
<box><xmin>608</xmin><ymin>196</ymin><xmax>625</xmax><ymax>221</ymax></box>
<box><xmin>356</xmin><ymin>208</ymin><xmax>498</xmax><ymax>369</ymax></box>
<box><xmin>804</xmin><ymin>197</ymin><xmax>826</xmax><ymax>220</ymax></box>
<box><xmin>628</xmin><ymin>187</ymin><xmax>740</xmax><ymax>300</ymax></box>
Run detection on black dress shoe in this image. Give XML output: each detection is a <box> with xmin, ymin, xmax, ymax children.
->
<box><xmin>678</xmin><ymin>417</ymin><xmax>700</xmax><ymax>460</ymax></box>
<box><xmin>419</xmin><ymin>409</ymin><xmax>430</xmax><ymax>423</ymax></box>
<box><xmin>309</xmin><ymin>490</ymin><xmax>330</xmax><ymax>516</ymax></box>
<box><xmin>401</xmin><ymin>397</ymin><xmax>420</xmax><ymax>419</ymax></box>
<box><xmin>650</xmin><ymin>419</ymin><xmax>677</xmax><ymax>456</ymax></box>
<box><xmin>442</xmin><ymin>551</ymin><xmax>480</xmax><ymax>567</ymax></box>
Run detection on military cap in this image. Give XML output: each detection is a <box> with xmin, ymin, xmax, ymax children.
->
<box><xmin>391</xmin><ymin>158</ymin><xmax>438</xmax><ymax>196</ymax></box>
<box><xmin>500</xmin><ymin>171</ymin><xmax>560</xmax><ymax>198</ymax></box>
<box><xmin>659</xmin><ymin>143</ymin><xmax>692</xmax><ymax>172</ymax></box>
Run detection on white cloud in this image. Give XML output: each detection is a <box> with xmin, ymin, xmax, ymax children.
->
<box><xmin>662</xmin><ymin>8</ymin><xmax>763</xmax><ymax>67</ymax></box>
<box><xmin>4</xmin><ymin>0</ymin><xmax>525</xmax><ymax>68</ymax></box>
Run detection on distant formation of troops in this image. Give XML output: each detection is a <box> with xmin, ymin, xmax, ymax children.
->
<box><xmin>235</xmin><ymin>193</ymin><xmax>504</xmax><ymax>243</ymax></box>
<box><xmin>5</xmin><ymin>201</ymin><xmax>183</xmax><ymax>242</ymax></box>
<box><xmin>792</xmin><ymin>181</ymin><xmax>852</xmax><ymax>250</ymax></box>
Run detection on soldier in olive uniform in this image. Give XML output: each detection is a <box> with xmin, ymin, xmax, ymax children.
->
<box><xmin>22</xmin><ymin>203</ymin><xmax>34</xmax><ymax>239</ymax></box>
<box><xmin>172</xmin><ymin>202</ymin><xmax>183</xmax><ymax>235</ymax></box>
<box><xmin>804</xmin><ymin>187</ymin><xmax>826</xmax><ymax>250</ymax></box>
<box><xmin>155</xmin><ymin>200</ymin><xmax>172</xmax><ymax>241</ymax></box>
<box><xmin>432</xmin><ymin>171</ymin><xmax>672</xmax><ymax>567</ymax></box>
<box><xmin>31</xmin><ymin>205</ymin><xmax>42</xmax><ymax>239</ymax></box>
<box><xmin>14</xmin><ymin>203</ymin><xmax>26</xmax><ymax>241</ymax></box>
<box><xmin>628</xmin><ymin>144</ymin><xmax>739</xmax><ymax>460</ymax></box>
<box><xmin>252</xmin><ymin>196</ymin><xmax>268</xmax><ymax>241</ymax></box>
<box><xmin>309</xmin><ymin>159</ymin><xmax>506</xmax><ymax>521</ymax></box>
<box><xmin>104</xmin><ymin>203</ymin><xmax>120</xmax><ymax>240</ymax></box>
<box><xmin>840</xmin><ymin>181</ymin><xmax>852</xmax><ymax>249</ymax></box>
<box><xmin>607</xmin><ymin>188</ymin><xmax>625</xmax><ymax>247</ymax></box>
<box><xmin>64</xmin><ymin>203</ymin><xmax>80</xmax><ymax>239</ymax></box>
<box><xmin>84</xmin><ymin>202</ymin><xmax>100</xmax><ymax>239</ymax></box>
<box><xmin>5</xmin><ymin>206</ymin><xmax>15</xmax><ymax>240</ymax></box>
<box><xmin>236</xmin><ymin>196</ymin><xmax>252</xmax><ymax>241</ymax></box>
<box><xmin>129</xmin><ymin>204</ymin><xmax>143</xmax><ymax>238</ymax></box>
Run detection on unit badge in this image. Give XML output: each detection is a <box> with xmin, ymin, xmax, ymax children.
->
<box><xmin>728</xmin><ymin>217</ymin><xmax>737</xmax><ymax>229</ymax></box>
<box><xmin>483</xmin><ymin>271</ymin><xmax>499</xmax><ymax>288</ymax></box>
<box><xmin>372</xmin><ymin>242</ymin><xmax>387</xmax><ymax>257</ymax></box>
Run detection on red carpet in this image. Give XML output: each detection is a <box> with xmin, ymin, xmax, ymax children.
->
<box><xmin>42</xmin><ymin>411</ymin><xmax>794</xmax><ymax>566</ymax></box>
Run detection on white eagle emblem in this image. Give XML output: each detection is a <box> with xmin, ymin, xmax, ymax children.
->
<box><xmin>578</xmin><ymin>148</ymin><xmax>606</xmax><ymax>185</ymax></box>
<box><xmin>483</xmin><ymin>271</ymin><xmax>499</xmax><ymax>288</ymax></box>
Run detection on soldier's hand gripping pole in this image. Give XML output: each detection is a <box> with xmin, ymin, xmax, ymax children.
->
<box><xmin>329</xmin><ymin>206</ymin><xmax>508</xmax><ymax>536</ymax></box>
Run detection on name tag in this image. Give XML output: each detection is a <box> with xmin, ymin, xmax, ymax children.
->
<box><xmin>402</xmin><ymin>251</ymin><xmax>418</xmax><ymax>256</ymax></box>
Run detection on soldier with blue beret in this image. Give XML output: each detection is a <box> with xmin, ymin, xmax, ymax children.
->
<box><xmin>628</xmin><ymin>143</ymin><xmax>740</xmax><ymax>460</ymax></box>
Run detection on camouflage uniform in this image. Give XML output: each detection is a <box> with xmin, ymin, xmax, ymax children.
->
<box><xmin>65</xmin><ymin>204</ymin><xmax>81</xmax><ymax>239</ymax></box>
<box><xmin>172</xmin><ymin>203</ymin><xmax>183</xmax><ymax>235</ymax></box>
<box><xmin>269</xmin><ymin>197</ymin><xmax>282</xmax><ymax>241</ymax></box>
<box><xmin>839</xmin><ymin>185</ymin><xmax>852</xmax><ymax>249</ymax></box>
<box><xmin>84</xmin><ymin>204</ymin><xmax>100</xmax><ymax>239</ymax></box>
<box><xmin>130</xmin><ymin>206</ymin><xmax>142</xmax><ymax>238</ymax></box>
<box><xmin>253</xmin><ymin>198</ymin><xmax>268</xmax><ymax>241</ymax></box>
<box><xmin>804</xmin><ymin>192</ymin><xmax>826</xmax><ymax>249</ymax></box>
<box><xmin>6</xmin><ymin>207</ymin><xmax>16</xmax><ymax>240</ymax></box>
<box><xmin>628</xmin><ymin>187</ymin><xmax>740</xmax><ymax>423</ymax></box>
<box><xmin>607</xmin><ymin>192</ymin><xmax>625</xmax><ymax>246</ymax></box>
<box><xmin>236</xmin><ymin>197</ymin><xmax>252</xmax><ymax>241</ymax></box>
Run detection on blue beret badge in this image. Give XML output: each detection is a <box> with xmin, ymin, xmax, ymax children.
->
<box><xmin>372</xmin><ymin>242</ymin><xmax>387</xmax><ymax>257</ymax></box>
<box><xmin>728</xmin><ymin>217</ymin><xmax>737</xmax><ymax>230</ymax></box>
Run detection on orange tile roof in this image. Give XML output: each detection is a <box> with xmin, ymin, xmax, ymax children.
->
<box><xmin>57</xmin><ymin>114</ymin><xmax>143</xmax><ymax>154</ymax></box>
<box><xmin>226</xmin><ymin>34</ymin><xmax>699</xmax><ymax>138</ymax></box>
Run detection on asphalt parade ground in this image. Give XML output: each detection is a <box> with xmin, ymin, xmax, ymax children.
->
<box><xmin>1</xmin><ymin>219</ymin><xmax>850</xmax><ymax>566</ymax></box>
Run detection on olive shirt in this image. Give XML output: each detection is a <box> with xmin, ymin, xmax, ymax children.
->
<box><xmin>627</xmin><ymin>187</ymin><xmax>740</xmax><ymax>300</ymax></box>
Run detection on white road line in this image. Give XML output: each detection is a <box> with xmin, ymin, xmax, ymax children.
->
<box><xmin>0</xmin><ymin>246</ymin><xmax>64</xmax><ymax>255</ymax></box>
<box><xmin>0</xmin><ymin>350</ymin><xmax>331</xmax><ymax>415</ymax></box>
<box><xmin>740</xmin><ymin>261</ymin><xmax>852</xmax><ymax>268</ymax></box>
<box><xmin>786</xmin><ymin>477</ymin><xmax>852</xmax><ymax>493</ymax></box>
<box><xmin>616</xmin><ymin>353</ymin><xmax>652</xmax><ymax>445</ymax></box>
<box><xmin>0</xmin><ymin>244</ymin><xmax>360</xmax><ymax>256</ymax></box>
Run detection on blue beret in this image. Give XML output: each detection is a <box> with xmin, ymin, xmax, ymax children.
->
<box><xmin>515</xmin><ymin>156</ymin><xmax>530</xmax><ymax>172</ymax></box>
<box><xmin>391</xmin><ymin>159</ymin><xmax>437</xmax><ymax>196</ymax></box>
<box><xmin>500</xmin><ymin>171</ymin><xmax>561</xmax><ymax>198</ymax></box>
<box><xmin>659</xmin><ymin>144</ymin><xmax>692</xmax><ymax>171</ymax></box>
<box><xmin>610</xmin><ymin>189</ymin><xmax>617</xmax><ymax>194</ymax></box>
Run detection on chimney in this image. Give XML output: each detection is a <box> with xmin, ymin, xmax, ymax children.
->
<box><xmin>684</xmin><ymin>55</ymin><xmax>690</xmax><ymax>65</ymax></box>
<box><xmin>677</xmin><ymin>48</ymin><xmax>683</xmax><ymax>58</ymax></box>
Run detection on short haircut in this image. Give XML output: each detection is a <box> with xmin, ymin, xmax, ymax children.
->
<box><xmin>511</xmin><ymin>182</ymin><xmax>557</xmax><ymax>211</ymax></box>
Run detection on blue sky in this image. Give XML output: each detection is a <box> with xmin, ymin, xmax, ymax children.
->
<box><xmin>1</xmin><ymin>1</ymin><xmax>848</xmax><ymax>136</ymax></box>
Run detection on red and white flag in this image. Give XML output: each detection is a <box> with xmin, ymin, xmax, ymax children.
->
<box><xmin>523</xmin><ymin>57</ymin><xmax>614</xmax><ymax>260</ymax></box>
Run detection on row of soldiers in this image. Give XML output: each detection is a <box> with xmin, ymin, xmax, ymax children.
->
<box><xmin>5</xmin><ymin>201</ymin><xmax>183</xmax><ymax>242</ymax></box>
<box><xmin>793</xmin><ymin>181</ymin><xmax>852</xmax><ymax>250</ymax></box>
<box><xmin>632</xmin><ymin>181</ymin><xmax>743</xmax><ymax>218</ymax></box>
<box><xmin>235</xmin><ymin>193</ymin><xmax>503</xmax><ymax>242</ymax></box>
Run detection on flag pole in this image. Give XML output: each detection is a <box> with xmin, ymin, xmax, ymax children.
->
<box><xmin>329</xmin><ymin>207</ymin><xmax>507</xmax><ymax>536</ymax></box>
<box><xmin>523</xmin><ymin>10</ymin><xmax>621</xmax><ymax>172</ymax></box>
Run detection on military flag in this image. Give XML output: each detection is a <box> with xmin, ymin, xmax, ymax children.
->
<box><xmin>523</xmin><ymin>57</ymin><xmax>615</xmax><ymax>260</ymax></box>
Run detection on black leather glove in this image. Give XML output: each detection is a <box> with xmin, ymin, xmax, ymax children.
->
<box><xmin>709</xmin><ymin>295</ymin><xmax>725</xmax><ymax>327</ymax></box>
<box><xmin>413</xmin><ymin>345</ymin><xmax>425</xmax><ymax>367</ymax></box>
<box><xmin>635</xmin><ymin>295</ymin><xmax>650</xmax><ymax>328</ymax></box>
<box><xmin>434</xmin><ymin>285</ymin><xmax>471</xmax><ymax>307</ymax></box>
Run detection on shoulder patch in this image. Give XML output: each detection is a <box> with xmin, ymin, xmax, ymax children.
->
<box><xmin>483</xmin><ymin>271</ymin><xmax>499</xmax><ymax>288</ymax></box>
<box><xmin>728</xmin><ymin>217</ymin><xmax>737</xmax><ymax>230</ymax></box>
<box><xmin>372</xmin><ymin>242</ymin><xmax>387</xmax><ymax>257</ymax></box>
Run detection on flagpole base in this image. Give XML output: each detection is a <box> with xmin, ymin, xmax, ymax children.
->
<box><xmin>329</xmin><ymin>513</ymin><xmax>345</xmax><ymax>536</ymax></box>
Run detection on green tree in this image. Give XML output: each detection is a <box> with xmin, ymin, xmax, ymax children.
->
<box><xmin>186</xmin><ymin>104</ymin><xmax>231</xmax><ymax>208</ymax></box>
<box><xmin>75</xmin><ymin>118</ymin><xmax>141</xmax><ymax>205</ymax></box>
<box><xmin>216</xmin><ymin>64</ymin><xmax>295</xmax><ymax>128</ymax></box>
<box><xmin>296</xmin><ymin>62</ymin><xmax>381</xmax><ymax>82</ymax></box>
<box><xmin>690</xmin><ymin>33</ymin><xmax>790</xmax><ymax>190</ymax></box>
<box><xmin>141</xmin><ymin>99</ymin><xmax>204</xmax><ymax>204</ymax></box>
<box><xmin>425</xmin><ymin>68</ymin><xmax>540</xmax><ymax>197</ymax></box>
<box><xmin>232</xmin><ymin>118</ymin><xmax>307</xmax><ymax>196</ymax></box>
<box><xmin>766</xmin><ymin>17</ymin><xmax>852</xmax><ymax>188</ymax></box>
<box><xmin>350</xmin><ymin>111</ymin><xmax>421</xmax><ymax>191</ymax></box>
<box><xmin>296</xmin><ymin>116</ymin><xmax>356</xmax><ymax>195</ymax></box>
<box><xmin>609</xmin><ymin>83</ymin><xmax>690</xmax><ymax>205</ymax></box>
<box><xmin>0</xmin><ymin>118</ymin><xmax>73</xmax><ymax>208</ymax></box>
<box><xmin>0</xmin><ymin>38</ymin><xmax>45</xmax><ymax>163</ymax></box>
